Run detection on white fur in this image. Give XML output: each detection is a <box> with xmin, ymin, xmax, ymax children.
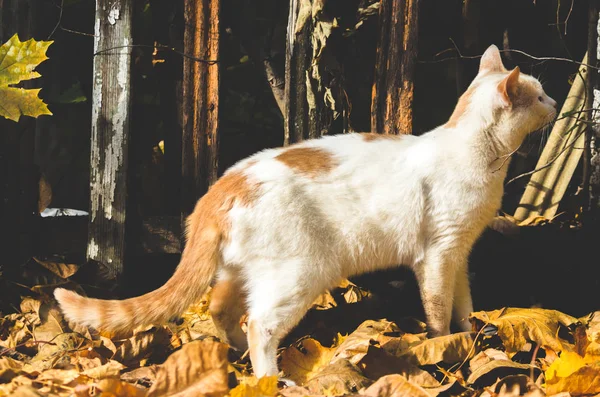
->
<box><xmin>217</xmin><ymin>45</ymin><xmax>557</xmax><ymax>377</ymax></box>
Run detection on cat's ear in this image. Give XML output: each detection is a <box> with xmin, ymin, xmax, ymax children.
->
<box><xmin>497</xmin><ymin>67</ymin><xmax>520</xmax><ymax>106</ymax></box>
<box><xmin>479</xmin><ymin>45</ymin><xmax>506</xmax><ymax>74</ymax></box>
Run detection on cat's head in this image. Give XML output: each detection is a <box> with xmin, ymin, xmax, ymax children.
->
<box><xmin>446</xmin><ymin>45</ymin><xmax>557</xmax><ymax>149</ymax></box>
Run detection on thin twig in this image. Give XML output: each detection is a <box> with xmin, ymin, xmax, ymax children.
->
<box><xmin>420</xmin><ymin>39</ymin><xmax>600</xmax><ymax>71</ymax></box>
<box><xmin>94</xmin><ymin>44</ymin><xmax>218</xmax><ymax>64</ymax></box>
<box><xmin>57</xmin><ymin>26</ymin><xmax>217</xmax><ymax>64</ymax></box>
<box><xmin>530</xmin><ymin>343</ymin><xmax>541</xmax><ymax>383</ymax></box>
<box><xmin>564</xmin><ymin>0</ymin><xmax>575</xmax><ymax>35</ymax></box>
<box><xmin>60</xmin><ymin>26</ymin><xmax>97</xmax><ymax>37</ymax></box>
<box><xmin>47</xmin><ymin>0</ymin><xmax>64</xmax><ymax>40</ymax></box>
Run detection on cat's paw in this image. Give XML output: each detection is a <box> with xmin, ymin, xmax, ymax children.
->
<box><xmin>278</xmin><ymin>377</ymin><xmax>297</xmax><ymax>387</ymax></box>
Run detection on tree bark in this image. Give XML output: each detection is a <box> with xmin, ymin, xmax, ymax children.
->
<box><xmin>181</xmin><ymin>0</ymin><xmax>220</xmax><ymax>220</ymax></box>
<box><xmin>371</xmin><ymin>0</ymin><xmax>419</xmax><ymax>135</ymax></box>
<box><xmin>284</xmin><ymin>0</ymin><xmax>346</xmax><ymax>144</ymax></box>
<box><xmin>87</xmin><ymin>0</ymin><xmax>134</xmax><ymax>279</ymax></box>
<box><xmin>284</xmin><ymin>0</ymin><xmax>313</xmax><ymax>144</ymax></box>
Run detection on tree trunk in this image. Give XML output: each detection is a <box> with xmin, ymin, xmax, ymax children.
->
<box><xmin>87</xmin><ymin>0</ymin><xmax>134</xmax><ymax>279</ymax></box>
<box><xmin>284</xmin><ymin>0</ymin><xmax>313</xmax><ymax>144</ymax></box>
<box><xmin>284</xmin><ymin>0</ymin><xmax>346</xmax><ymax>145</ymax></box>
<box><xmin>181</xmin><ymin>0</ymin><xmax>220</xmax><ymax>221</ymax></box>
<box><xmin>371</xmin><ymin>0</ymin><xmax>419</xmax><ymax>135</ymax></box>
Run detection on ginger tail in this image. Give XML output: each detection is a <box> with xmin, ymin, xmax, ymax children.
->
<box><xmin>54</xmin><ymin>224</ymin><xmax>220</xmax><ymax>334</ymax></box>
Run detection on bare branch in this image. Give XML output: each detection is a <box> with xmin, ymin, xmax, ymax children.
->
<box><xmin>421</xmin><ymin>39</ymin><xmax>600</xmax><ymax>71</ymax></box>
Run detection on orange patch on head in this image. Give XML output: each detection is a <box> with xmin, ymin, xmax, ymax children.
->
<box><xmin>275</xmin><ymin>147</ymin><xmax>336</xmax><ymax>177</ymax></box>
<box><xmin>445</xmin><ymin>86</ymin><xmax>475</xmax><ymax>128</ymax></box>
<box><xmin>361</xmin><ymin>133</ymin><xmax>404</xmax><ymax>142</ymax></box>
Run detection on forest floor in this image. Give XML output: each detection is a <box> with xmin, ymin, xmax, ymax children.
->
<box><xmin>1</xmin><ymin>217</ymin><xmax>599</xmax><ymax>397</ymax></box>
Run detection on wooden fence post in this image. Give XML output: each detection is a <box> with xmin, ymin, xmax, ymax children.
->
<box><xmin>371</xmin><ymin>0</ymin><xmax>419</xmax><ymax>135</ymax></box>
<box><xmin>87</xmin><ymin>0</ymin><xmax>133</xmax><ymax>279</ymax></box>
<box><xmin>181</xmin><ymin>0</ymin><xmax>220</xmax><ymax>221</ymax></box>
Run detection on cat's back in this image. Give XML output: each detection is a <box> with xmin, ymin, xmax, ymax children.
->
<box><xmin>229</xmin><ymin>132</ymin><xmax>423</xmax><ymax>185</ymax></box>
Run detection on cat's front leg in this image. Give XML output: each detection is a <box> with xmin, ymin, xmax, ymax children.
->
<box><xmin>415</xmin><ymin>250</ymin><xmax>463</xmax><ymax>337</ymax></box>
<box><xmin>452</xmin><ymin>266</ymin><xmax>473</xmax><ymax>332</ymax></box>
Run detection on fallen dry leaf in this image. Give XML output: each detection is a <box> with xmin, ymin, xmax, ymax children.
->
<box><xmin>32</xmin><ymin>302</ymin><xmax>66</xmax><ymax>343</ymax></box>
<box><xmin>470</xmin><ymin>308</ymin><xmax>581</xmax><ymax>354</ymax></box>
<box><xmin>545</xmin><ymin>351</ymin><xmax>600</xmax><ymax>395</ymax></box>
<box><xmin>304</xmin><ymin>359</ymin><xmax>371</xmax><ymax>395</ymax></box>
<box><xmin>360</xmin><ymin>374</ymin><xmax>431</xmax><ymax>397</ymax></box>
<box><xmin>404</xmin><ymin>331</ymin><xmax>475</xmax><ymax>366</ymax></box>
<box><xmin>467</xmin><ymin>359</ymin><xmax>537</xmax><ymax>385</ymax></box>
<box><xmin>146</xmin><ymin>339</ymin><xmax>229</xmax><ymax>397</ymax></box>
<box><xmin>91</xmin><ymin>378</ymin><xmax>147</xmax><ymax>397</ymax></box>
<box><xmin>0</xmin><ymin>357</ymin><xmax>23</xmax><ymax>383</ymax></box>
<box><xmin>81</xmin><ymin>359</ymin><xmax>125</xmax><ymax>380</ymax></box>
<box><xmin>228</xmin><ymin>375</ymin><xmax>278</xmax><ymax>397</ymax></box>
<box><xmin>25</xmin><ymin>333</ymin><xmax>88</xmax><ymax>372</ymax></box>
<box><xmin>357</xmin><ymin>345</ymin><xmax>440</xmax><ymax>387</ymax></box>
<box><xmin>32</xmin><ymin>258</ymin><xmax>79</xmax><ymax>280</ymax></box>
<box><xmin>331</xmin><ymin>319</ymin><xmax>403</xmax><ymax>365</ymax></box>
<box><xmin>112</xmin><ymin>327</ymin><xmax>170</xmax><ymax>365</ymax></box>
<box><xmin>280</xmin><ymin>338</ymin><xmax>336</xmax><ymax>385</ymax></box>
<box><xmin>120</xmin><ymin>365</ymin><xmax>159</xmax><ymax>387</ymax></box>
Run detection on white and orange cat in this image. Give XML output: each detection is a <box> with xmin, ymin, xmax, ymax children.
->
<box><xmin>55</xmin><ymin>45</ymin><xmax>556</xmax><ymax>377</ymax></box>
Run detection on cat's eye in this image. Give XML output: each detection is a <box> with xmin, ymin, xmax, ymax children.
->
<box><xmin>538</xmin><ymin>96</ymin><xmax>543</xmax><ymax>102</ymax></box>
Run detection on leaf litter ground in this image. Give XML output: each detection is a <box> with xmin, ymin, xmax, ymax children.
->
<box><xmin>2</xmin><ymin>223</ymin><xmax>600</xmax><ymax>396</ymax></box>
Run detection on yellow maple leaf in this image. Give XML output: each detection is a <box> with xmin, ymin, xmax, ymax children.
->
<box><xmin>229</xmin><ymin>376</ymin><xmax>278</xmax><ymax>397</ymax></box>
<box><xmin>280</xmin><ymin>338</ymin><xmax>336</xmax><ymax>385</ymax></box>
<box><xmin>545</xmin><ymin>351</ymin><xmax>600</xmax><ymax>395</ymax></box>
<box><xmin>545</xmin><ymin>351</ymin><xmax>597</xmax><ymax>381</ymax></box>
<box><xmin>0</xmin><ymin>34</ymin><xmax>53</xmax><ymax>122</ymax></box>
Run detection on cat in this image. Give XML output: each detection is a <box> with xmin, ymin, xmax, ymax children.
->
<box><xmin>55</xmin><ymin>45</ymin><xmax>557</xmax><ymax>378</ymax></box>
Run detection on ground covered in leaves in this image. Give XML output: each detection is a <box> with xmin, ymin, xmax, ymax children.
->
<box><xmin>1</xmin><ymin>252</ymin><xmax>600</xmax><ymax>397</ymax></box>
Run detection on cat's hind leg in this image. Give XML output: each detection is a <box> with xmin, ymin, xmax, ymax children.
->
<box><xmin>209</xmin><ymin>270</ymin><xmax>248</xmax><ymax>351</ymax></box>
<box><xmin>244</xmin><ymin>266</ymin><xmax>324</xmax><ymax>377</ymax></box>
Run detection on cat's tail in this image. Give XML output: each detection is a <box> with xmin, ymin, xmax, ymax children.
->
<box><xmin>54</xmin><ymin>222</ymin><xmax>221</xmax><ymax>335</ymax></box>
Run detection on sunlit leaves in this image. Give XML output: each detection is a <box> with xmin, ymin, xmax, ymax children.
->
<box><xmin>1</xmin><ymin>273</ymin><xmax>600</xmax><ymax>396</ymax></box>
<box><xmin>0</xmin><ymin>34</ymin><xmax>53</xmax><ymax>122</ymax></box>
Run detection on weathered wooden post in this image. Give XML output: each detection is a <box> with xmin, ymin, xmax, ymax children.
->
<box><xmin>371</xmin><ymin>0</ymin><xmax>419</xmax><ymax>135</ymax></box>
<box><xmin>181</xmin><ymin>0</ymin><xmax>220</xmax><ymax>220</ymax></box>
<box><xmin>87</xmin><ymin>0</ymin><xmax>133</xmax><ymax>279</ymax></box>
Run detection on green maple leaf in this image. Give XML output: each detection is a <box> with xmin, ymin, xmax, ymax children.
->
<box><xmin>0</xmin><ymin>34</ymin><xmax>53</xmax><ymax>122</ymax></box>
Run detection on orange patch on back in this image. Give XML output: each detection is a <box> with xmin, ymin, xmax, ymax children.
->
<box><xmin>361</xmin><ymin>133</ymin><xmax>404</xmax><ymax>142</ymax></box>
<box><xmin>445</xmin><ymin>86</ymin><xmax>475</xmax><ymax>128</ymax></box>
<box><xmin>275</xmin><ymin>147</ymin><xmax>336</xmax><ymax>177</ymax></box>
<box><xmin>186</xmin><ymin>170</ymin><xmax>258</xmax><ymax>244</ymax></box>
